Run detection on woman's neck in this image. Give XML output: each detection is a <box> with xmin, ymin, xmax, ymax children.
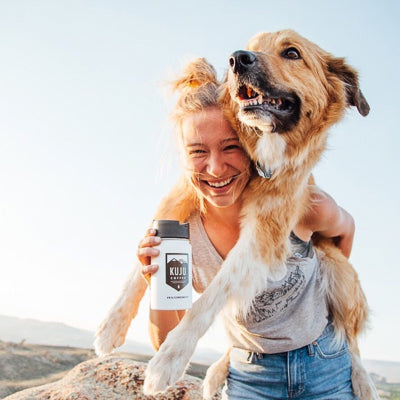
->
<box><xmin>200</xmin><ymin>201</ymin><xmax>242</xmax><ymax>259</ymax></box>
<box><xmin>202</xmin><ymin>200</ymin><xmax>242</xmax><ymax>228</ymax></box>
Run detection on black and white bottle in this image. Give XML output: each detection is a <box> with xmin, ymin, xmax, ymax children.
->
<box><xmin>150</xmin><ymin>220</ymin><xmax>192</xmax><ymax>310</ymax></box>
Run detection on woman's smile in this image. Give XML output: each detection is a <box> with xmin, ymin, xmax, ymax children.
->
<box><xmin>204</xmin><ymin>175</ymin><xmax>237</xmax><ymax>189</ymax></box>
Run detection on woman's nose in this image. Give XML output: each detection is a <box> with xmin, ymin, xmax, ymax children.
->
<box><xmin>206</xmin><ymin>152</ymin><xmax>226</xmax><ymax>176</ymax></box>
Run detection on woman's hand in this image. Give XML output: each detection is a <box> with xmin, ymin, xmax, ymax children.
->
<box><xmin>137</xmin><ymin>228</ymin><xmax>186</xmax><ymax>350</ymax></box>
<box><xmin>137</xmin><ymin>228</ymin><xmax>162</xmax><ymax>283</ymax></box>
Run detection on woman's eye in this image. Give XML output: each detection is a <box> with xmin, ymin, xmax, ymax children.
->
<box><xmin>224</xmin><ymin>145</ymin><xmax>241</xmax><ymax>151</ymax></box>
<box><xmin>282</xmin><ymin>47</ymin><xmax>301</xmax><ymax>60</ymax></box>
<box><xmin>189</xmin><ymin>149</ymin><xmax>206</xmax><ymax>156</ymax></box>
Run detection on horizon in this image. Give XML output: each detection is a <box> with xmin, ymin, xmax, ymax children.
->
<box><xmin>2</xmin><ymin>313</ymin><xmax>400</xmax><ymax>368</ymax></box>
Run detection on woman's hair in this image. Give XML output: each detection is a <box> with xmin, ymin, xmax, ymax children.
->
<box><xmin>169</xmin><ymin>58</ymin><xmax>220</xmax><ymax>135</ymax></box>
<box><xmin>168</xmin><ymin>58</ymin><xmax>221</xmax><ymax>214</ymax></box>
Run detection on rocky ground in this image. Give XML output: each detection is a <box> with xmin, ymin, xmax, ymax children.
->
<box><xmin>0</xmin><ymin>340</ymin><xmax>95</xmax><ymax>398</ymax></box>
<box><xmin>0</xmin><ymin>340</ymin><xmax>213</xmax><ymax>399</ymax></box>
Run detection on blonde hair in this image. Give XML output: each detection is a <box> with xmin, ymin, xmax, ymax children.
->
<box><xmin>168</xmin><ymin>58</ymin><xmax>221</xmax><ymax>213</ymax></box>
<box><xmin>170</xmin><ymin>58</ymin><xmax>221</xmax><ymax>133</ymax></box>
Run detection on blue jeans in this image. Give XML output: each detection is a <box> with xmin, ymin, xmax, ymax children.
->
<box><xmin>222</xmin><ymin>323</ymin><xmax>357</xmax><ymax>399</ymax></box>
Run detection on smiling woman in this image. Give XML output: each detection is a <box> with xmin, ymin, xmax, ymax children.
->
<box><xmin>181</xmin><ymin>107</ymin><xmax>251</xmax><ymax>209</ymax></box>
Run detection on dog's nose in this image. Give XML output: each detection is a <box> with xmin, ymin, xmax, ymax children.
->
<box><xmin>229</xmin><ymin>50</ymin><xmax>256</xmax><ymax>74</ymax></box>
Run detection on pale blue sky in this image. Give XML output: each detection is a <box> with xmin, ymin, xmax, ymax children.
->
<box><xmin>0</xmin><ymin>0</ymin><xmax>399</xmax><ymax>362</ymax></box>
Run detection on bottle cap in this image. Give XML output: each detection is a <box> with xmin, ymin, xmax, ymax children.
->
<box><xmin>152</xmin><ymin>220</ymin><xmax>190</xmax><ymax>239</ymax></box>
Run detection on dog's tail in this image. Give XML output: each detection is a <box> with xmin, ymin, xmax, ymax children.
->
<box><xmin>94</xmin><ymin>260</ymin><xmax>148</xmax><ymax>356</ymax></box>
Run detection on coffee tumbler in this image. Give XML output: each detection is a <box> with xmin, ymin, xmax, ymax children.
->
<box><xmin>150</xmin><ymin>220</ymin><xmax>192</xmax><ymax>310</ymax></box>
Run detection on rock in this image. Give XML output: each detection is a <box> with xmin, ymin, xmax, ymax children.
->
<box><xmin>4</xmin><ymin>356</ymin><xmax>218</xmax><ymax>400</ymax></box>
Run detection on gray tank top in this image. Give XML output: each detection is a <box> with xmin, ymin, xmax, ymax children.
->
<box><xmin>188</xmin><ymin>211</ymin><xmax>329</xmax><ymax>353</ymax></box>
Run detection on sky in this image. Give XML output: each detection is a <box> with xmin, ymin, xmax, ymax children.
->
<box><xmin>0</xmin><ymin>0</ymin><xmax>399</xmax><ymax>362</ymax></box>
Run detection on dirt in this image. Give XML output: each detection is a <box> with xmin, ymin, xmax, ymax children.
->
<box><xmin>0</xmin><ymin>340</ymin><xmax>209</xmax><ymax>399</ymax></box>
<box><xmin>0</xmin><ymin>341</ymin><xmax>94</xmax><ymax>398</ymax></box>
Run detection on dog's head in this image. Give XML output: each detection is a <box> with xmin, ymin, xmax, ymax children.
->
<box><xmin>222</xmin><ymin>29</ymin><xmax>369</xmax><ymax>175</ymax></box>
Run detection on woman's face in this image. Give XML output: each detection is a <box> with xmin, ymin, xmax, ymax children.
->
<box><xmin>181</xmin><ymin>107</ymin><xmax>251</xmax><ymax>209</ymax></box>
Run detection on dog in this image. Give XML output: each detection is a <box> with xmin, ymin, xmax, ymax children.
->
<box><xmin>95</xmin><ymin>30</ymin><xmax>378</xmax><ymax>399</ymax></box>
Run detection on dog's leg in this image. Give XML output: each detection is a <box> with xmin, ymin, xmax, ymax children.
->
<box><xmin>315</xmin><ymin>240</ymin><xmax>369</xmax><ymax>342</ymax></box>
<box><xmin>203</xmin><ymin>349</ymin><xmax>230</xmax><ymax>399</ymax></box>
<box><xmin>94</xmin><ymin>260</ymin><xmax>148</xmax><ymax>356</ymax></box>
<box><xmin>143</xmin><ymin>225</ymin><xmax>286</xmax><ymax>395</ymax></box>
<box><xmin>94</xmin><ymin>179</ymin><xmax>197</xmax><ymax>356</ymax></box>
<box><xmin>315</xmin><ymin>242</ymin><xmax>378</xmax><ymax>399</ymax></box>
<box><xmin>351</xmin><ymin>352</ymin><xmax>380</xmax><ymax>400</ymax></box>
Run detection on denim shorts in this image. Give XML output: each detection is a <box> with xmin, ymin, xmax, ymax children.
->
<box><xmin>222</xmin><ymin>323</ymin><xmax>357</xmax><ymax>399</ymax></box>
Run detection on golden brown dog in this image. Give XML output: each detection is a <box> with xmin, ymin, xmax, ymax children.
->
<box><xmin>95</xmin><ymin>30</ymin><xmax>378</xmax><ymax>399</ymax></box>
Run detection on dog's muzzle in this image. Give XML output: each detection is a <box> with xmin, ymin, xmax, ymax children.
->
<box><xmin>229</xmin><ymin>50</ymin><xmax>257</xmax><ymax>74</ymax></box>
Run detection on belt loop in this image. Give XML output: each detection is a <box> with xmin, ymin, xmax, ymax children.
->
<box><xmin>246</xmin><ymin>351</ymin><xmax>254</xmax><ymax>363</ymax></box>
<box><xmin>307</xmin><ymin>343</ymin><xmax>315</xmax><ymax>357</ymax></box>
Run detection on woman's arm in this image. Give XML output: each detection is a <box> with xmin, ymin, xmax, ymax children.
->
<box><xmin>296</xmin><ymin>188</ymin><xmax>355</xmax><ymax>258</ymax></box>
<box><xmin>148</xmin><ymin>309</ymin><xmax>186</xmax><ymax>350</ymax></box>
<box><xmin>137</xmin><ymin>229</ymin><xmax>186</xmax><ymax>350</ymax></box>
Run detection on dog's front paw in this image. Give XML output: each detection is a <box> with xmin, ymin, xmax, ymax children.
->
<box><xmin>143</xmin><ymin>342</ymin><xmax>191</xmax><ymax>395</ymax></box>
<box><xmin>94</xmin><ymin>312</ymin><xmax>131</xmax><ymax>356</ymax></box>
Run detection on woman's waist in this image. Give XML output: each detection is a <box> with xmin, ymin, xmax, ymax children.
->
<box><xmin>228</xmin><ymin>318</ymin><xmax>334</xmax><ymax>357</ymax></box>
<box><xmin>223</xmin><ymin>307</ymin><xmax>329</xmax><ymax>354</ymax></box>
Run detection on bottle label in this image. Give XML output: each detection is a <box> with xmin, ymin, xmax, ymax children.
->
<box><xmin>165</xmin><ymin>253</ymin><xmax>189</xmax><ymax>291</ymax></box>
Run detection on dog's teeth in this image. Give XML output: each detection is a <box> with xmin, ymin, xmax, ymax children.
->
<box><xmin>258</xmin><ymin>95</ymin><xmax>263</xmax><ymax>105</ymax></box>
<box><xmin>247</xmin><ymin>87</ymin><xmax>253</xmax><ymax>98</ymax></box>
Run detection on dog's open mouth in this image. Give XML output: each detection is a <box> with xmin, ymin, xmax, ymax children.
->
<box><xmin>233</xmin><ymin>82</ymin><xmax>301</xmax><ymax>132</ymax></box>
<box><xmin>237</xmin><ymin>85</ymin><xmax>295</xmax><ymax>114</ymax></box>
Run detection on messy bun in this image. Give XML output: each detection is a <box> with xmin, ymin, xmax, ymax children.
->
<box><xmin>170</xmin><ymin>58</ymin><xmax>220</xmax><ymax>127</ymax></box>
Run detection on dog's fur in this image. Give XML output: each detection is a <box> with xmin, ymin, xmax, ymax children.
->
<box><xmin>95</xmin><ymin>30</ymin><xmax>378</xmax><ymax>399</ymax></box>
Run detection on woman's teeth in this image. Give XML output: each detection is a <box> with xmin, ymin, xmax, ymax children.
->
<box><xmin>207</xmin><ymin>177</ymin><xmax>234</xmax><ymax>188</ymax></box>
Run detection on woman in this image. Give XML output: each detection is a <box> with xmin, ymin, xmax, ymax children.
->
<box><xmin>138</xmin><ymin>59</ymin><xmax>357</xmax><ymax>399</ymax></box>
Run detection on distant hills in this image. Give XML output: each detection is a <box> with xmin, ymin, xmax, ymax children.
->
<box><xmin>0</xmin><ymin>314</ymin><xmax>153</xmax><ymax>355</ymax></box>
<box><xmin>1</xmin><ymin>314</ymin><xmax>399</xmax><ymax>383</ymax></box>
<box><xmin>0</xmin><ymin>314</ymin><xmax>220</xmax><ymax>365</ymax></box>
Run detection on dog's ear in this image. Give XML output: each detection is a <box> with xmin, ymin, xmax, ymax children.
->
<box><xmin>328</xmin><ymin>57</ymin><xmax>370</xmax><ymax>117</ymax></box>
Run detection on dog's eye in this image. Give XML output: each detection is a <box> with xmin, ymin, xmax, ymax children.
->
<box><xmin>282</xmin><ymin>47</ymin><xmax>301</xmax><ymax>60</ymax></box>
